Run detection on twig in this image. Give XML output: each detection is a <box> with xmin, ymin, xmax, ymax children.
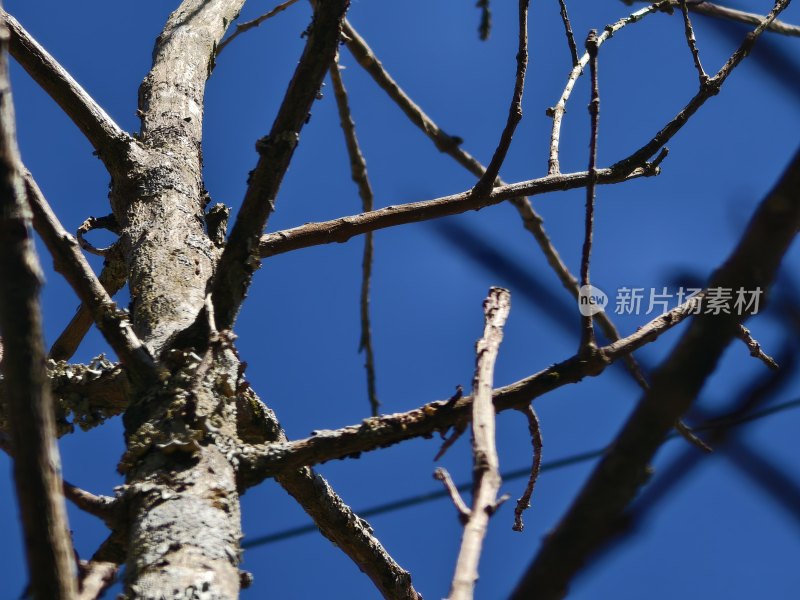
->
<box><xmin>509</xmin><ymin>138</ymin><xmax>800</xmax><ymax>599</ymax></box>
<box><xmin>434</xmin><ymin>467</ymin><xmax>471</xmax><ymax>521</ymax></box>
<box><xmin>579</xmin><ymin>31</ymin><xmax>600</xmax><ymax>354</ymax></box>
<box><xmin>210</xmin><ymin>0</ymin><xmax>350</xmax><ymax>332</ymax></box>
<box><xmin>679</xmin><ymin>0</ymin><xmax>708</xmax><ymax>83</ymax></box>
<box><xmin>329</xmin><ymin>57</ymin><xmax>380</xmax><ymax>416</ymax></box>
<box><xmin>341</xmin><ymin>18</ymin><xmax>656</xmax><ymax>390</ymax></box>
<box><xmin>23</xmin><ymin>172</ymin><xmax>161</xmax><ymax>389</ymax></box>
<box><xmin>447</xmin><ymin>287</ymin><xmax>511</xmax><ymax>600</ymax></box>
<box><xmin>513</xmin><ymin>405</ymin><xmax>543</xmax><ymax>532</ymax></box>
<box><xmin>0</xmin><ymin>9</ymin><xmax>134</xmax><ymax>169</ymax></box>
<box><xmin>48</xmin><ymin>248</ymin><xmax>127</xmax><ymax>361</ymax></box>
<box><xmin>76</xmin><ymin>214</ymin><xmax>119</xmax><ymax>258</ymax></box>
<box><xmin>77</xmin><ymin>561</ymin><xmax>118</xmax><ymax>600</ymax></box>
<box><xmin>624</xmin><ymin>0</ymin><xmax>800</xmax><ymax>37</ymax></box>
<box><xmin>736</xmin><ymin>325</ymin><xmax>780</xmax><ymax>370</ymax></box>
<box><xmin>473</xmin><ymin>0</ymin><xmax>530</xmax><ymax>196</ymax></box>
<box><xmin>0</xmin><ymin>29</ymin><xmax>77</xmax><ymax>597</ymax></box>
<box><xmin>612</xmin><ymin>0</ymin><xmax>793</xmax><ymax>175</ymax></box>
<box><xmin>548</xmin><ymin>1</ymin><xmax>670</xmax><ymax>175</ymax></box>
<box><xmin>557</xmin><ymin>0</ymin><xmax>579</xmax><ymax>66</ymax></box>
<box><xmin>477</xmin><ymin>0</ymin><xmax>492</xmax><ymax>40</ymax></box>
<box><xmin>259</xmin><ymin>165</ymin><xmax>657</xmax><ymax>257</ymax></box>
<box><xmin>215</xmin><ymin>0</ymin><xmax>301</xmax><ymax>55</ymax></box>
<box><xmin>236</xmin><ymin>291</ymin><xmax>704</xmax><ymax>486</ymax></box>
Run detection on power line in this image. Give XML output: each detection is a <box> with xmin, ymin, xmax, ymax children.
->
<box><xmin>243</xmin><ymin>396</ymin><xmax>800</xmax><ymax>550</ymax></box>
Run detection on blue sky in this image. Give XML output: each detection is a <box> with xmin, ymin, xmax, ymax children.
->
<box><xmin>2</xmin><ymin>0</ymin><xmax>799</xmax><ymax>598</ymax></box>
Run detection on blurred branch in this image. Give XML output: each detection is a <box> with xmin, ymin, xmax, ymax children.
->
<box><xmin>0</xmin><ymin>26</ymin><xmax>77</xmax><ymax>597</ymax></box>
<box><xmin>510</xmin><ymin>140</ymin><xmax>800</xmax><ymax>600</ymax></box>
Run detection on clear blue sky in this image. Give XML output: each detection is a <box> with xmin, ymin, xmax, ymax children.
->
<box><xmin>2</xmin><ymin>1</ymin><xmax>799</xmax><ymax>598</ymax></box>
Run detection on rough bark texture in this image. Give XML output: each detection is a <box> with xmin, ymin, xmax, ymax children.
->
<box><xmin>115</xmin><ymin>2</ymin><xmax>248</xmax><ymax>597</ymax></box>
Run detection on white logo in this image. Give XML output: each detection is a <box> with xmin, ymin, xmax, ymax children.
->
<box><xmin>578</xmin><ymin>285</ymin><xmax>608</xmax><ymax>316</ymax></box>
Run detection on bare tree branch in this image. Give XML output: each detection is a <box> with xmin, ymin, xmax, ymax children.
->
<box><xmin>339</xmin><ymin>18</ymin><xmax>655</xmax><ymax>390</ymax></box>
<box><xmin>238</xmin><ymin>387</ymin><xmax>422</xmax><ymax>599</ymax></box>
<box><xmin>578</xmin><ymin>31</ymin><xmax>600</xmax><ymax>354</ymax></box>
<box><xmin>210</xmin><ymin>0</ymin><xmax>350</xmax><ymax>332</ymax></box>
<box><xmin>472</xmin><ymin>0</ymin><xmax>529</xmax><ymax>195</ymax></box>
<box><xmin>509</xmin><ymin>143</ymin><xmax>800</xmax><ymax>600</ymax></box>
<box><xmin>215</xmin><ymin>0</ymin><xmax>301</xmax><ymax>55</ymax></box>
<box><xmin>258</xmin><ymin>165</ymin><xmax>659</xmax><ymax>258</ymax></box>
<box><xmin>0</xmin><ymin>9</ymin><xmax>134</xmax><ymax>169</ymax></box>
<box><xmin>624</xmin><ymin>0</ymin><xmax>800</xmax><ymax>37</ymax></box>
<box><xmin>447</xmin><ymin>287</ymin><xmax>511</xmax><ymax>600</ymax></box>
<box><xmin>237</xmin><ymin>293</ymin><xmax>704</xmax><ymax>485</ymax></box>
<box><xmin>0</xmin><ymin>18</ymin><xmax>77</xmax><ymax>597</ymax></box>
<box><xmin>612</xmin><ymin>0</ymin><xmax>792</xmax><ymax>175</ymax></box>
<box><xmin>513</xmin><ymin>405</ymin><xmax>543</xmax><ymax>532</ymax></box>
<box><xmin>548</xmin><ymin>1</ymin><xmax>668</xmax><ymax>175</ymax></box>
<box><xmin>329</xmin><ymin>57</ymin><xmax>380</xmax><ymax>416</ymax></box>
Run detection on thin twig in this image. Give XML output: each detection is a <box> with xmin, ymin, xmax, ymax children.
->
<box><xmin>612</xmin><ymin>0</ymin><xmax>793</xmax><ymax>175</ymax></box>
<box><xmin>477</xmin><ymin>0</ymin><xmax>492</xmax><ymax>40</ymax></box>
<box><xmin>216</xmin><ymin>0</ymin><xmax>301</xmax><ymax>55</ymax></box>
<box><xmin>329</xmin><ymin>57</ymin><xmax>380</xmax><ymax>416</ymax></box>
<box><xmin>473</xmin><ymin>0</ymin><xmax>530</xmax><ymax>195</ymax></box>
<box><xmin>736</xmin><ymin>325</ymin><xmax>780</xmax><ymax>370</ymax></box>
<box><xmin>624</xmin><ymin>0</ymin><xmax>800</xmax><ymax>37</ymax></box>
<box><xmin>48</xmin><ymin>249</ymin><xmax>127</xmax><ymax>361</ymax></box>
<box><xmin>434</xmin><ymin>467</ymin><xmax>471</xmax><ymax>521</ymax></box>
<box><xmin>23</xmin><ymin>172</ymin><xmax>161</xmax><ymax>389</ymax></box>
<box><xmin>513</xmin><ymin>405</ymin><xmax>543</xmax><ymax>532</ymax></box>
<box><xmin>0</xmin><ymin>29</ymin><xmax>77</xmax><ymax>597</ymax></box>
<box><xmin>557</xmin><ymin>0</ymin><xmax>579</xmax><ymax>66</ymax></box>
<box><xmin>679</xmin><ymin>0</ymin><xmax>708</xmax><ymax>83</ymax></box>
<box><xmin>447</xmin><ymin>287</ymin><xmax>511</xmax><ymax>600</ymax></box>
<box><xmin>579</xmin><ymin>31</ymin><xmax>600</xmax><ymax>354</ymax></box>
<box><xmin>548</xmin><ymin>1</ymin><xmax>670</xmax><ymax>175</ymax></box>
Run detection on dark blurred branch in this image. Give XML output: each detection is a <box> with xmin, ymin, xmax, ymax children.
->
<box><xmin>510</xmin><ymin>141</ymin><xmax>800</xmax><ymax>600</ymax></box>
<box><xmin>0</xmin><ymin>24</ymin><xmax>77</xmax><ymax>597</ymax></box>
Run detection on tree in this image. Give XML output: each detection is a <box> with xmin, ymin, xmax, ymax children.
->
<box><xmin>1</xmin><ymin>0</ymin><xmax>799</xmax><ymax>598</ymax></box>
